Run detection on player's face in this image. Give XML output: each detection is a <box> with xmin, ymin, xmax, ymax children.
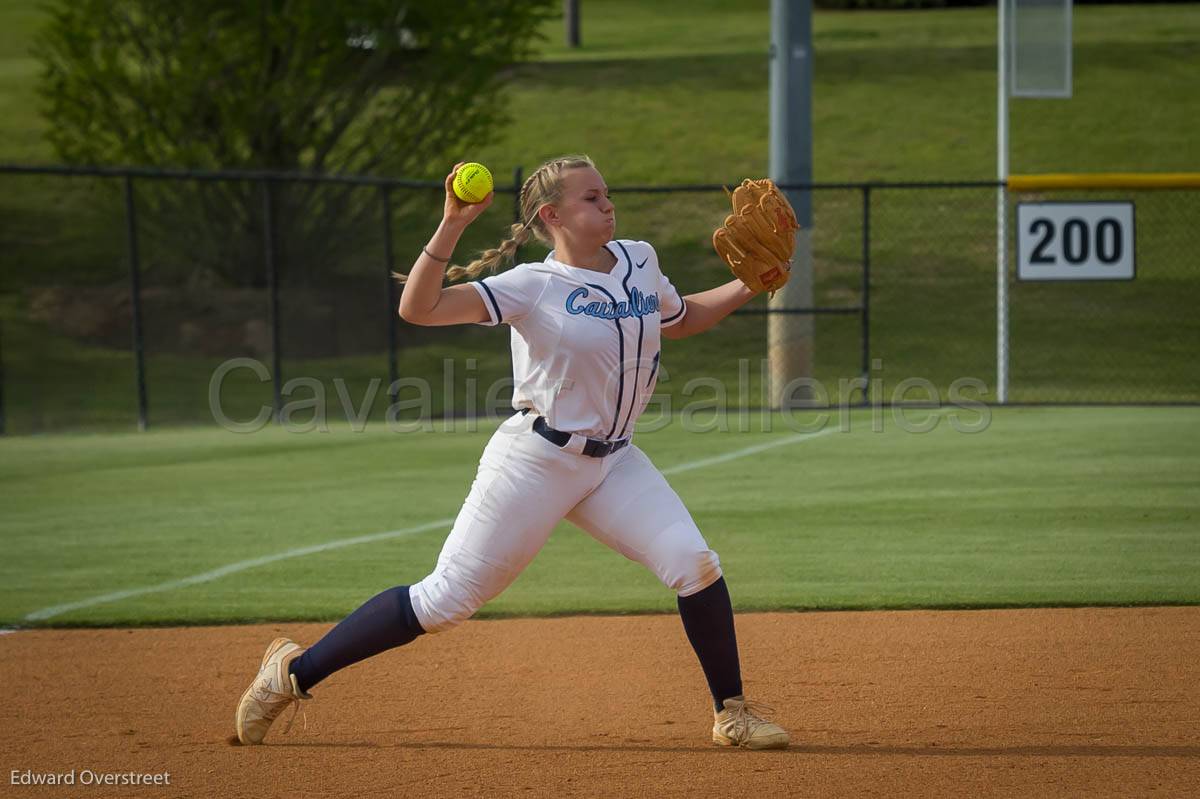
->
<box><xmin>553</xmin><ymin>167</ymin><xmax>615</xmax><ymax>242</ymax></box>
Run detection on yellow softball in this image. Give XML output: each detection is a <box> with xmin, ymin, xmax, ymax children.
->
<box><xmin>453</xmin><ymin>162</ymin><xmax>493</xmax><ymax>204</ymax></box>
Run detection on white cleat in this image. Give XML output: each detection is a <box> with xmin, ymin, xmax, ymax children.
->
<box><xmin>235</xmin><ymin>637</ymin><xmax>310</xmax><ymax>745</ymax></box>
<box><xmin>712</xmin><ymin>696</ymin><xmax>790</xmax><ymax>750</ymax></box>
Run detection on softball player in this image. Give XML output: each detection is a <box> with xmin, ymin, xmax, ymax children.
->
<box><xmin>236</xmin><ymin>155</ymin><xmax>789</xmax><ymax>750</ymax></box>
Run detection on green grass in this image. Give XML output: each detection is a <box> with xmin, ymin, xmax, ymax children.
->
<box><xmin>0</xmin><ymin>407</ymin><xmax>1196</xmax><ymax>626</ymax></box>
<box><xmin>8</xmin><ymin>2</ymin><xmax>1198</xmax><ymax>173</ymax></box>
<box><xmin>0</xmin><ymin>2</ymin><xmax>1197</xmax><ymax>432</ymax></box>
<box><xmin>0</xmin><ymin>0</ymin><xmax>46</xmax><ymax>163</ymax></box>
<box><xmin>493</xmin><ymin>2</ymin><xmax>1200</xmax><ymax>182</ymax></box>
<box><xmin>2</xmin><ymin>3</ymin><xmax>1197</xmax><ymax>212</ymax></box>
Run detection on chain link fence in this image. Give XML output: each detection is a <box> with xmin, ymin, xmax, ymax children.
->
<box><xmin>1006</xmin><ymin>185</ymin><xmax>1199</xmax><ymax>403</ymax></box>
<box><xmin>0</xmin><ymin>165</ymin><xmax>1196</xmax><ymax>434</ymax></box>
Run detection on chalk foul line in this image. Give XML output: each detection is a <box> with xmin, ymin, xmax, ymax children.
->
<box><xmin>23</xmin><ymin>519</ymin><xmax>454</xmax><ymax>623</ymax></box>
<box><xmin>25</xmin><ymin>425</ymin><xmax>839</xmax><ymax>622</ymax></box>
<box><xmin>662</xmin><ymin>425</ymin><xmax>839</xmax><ymax>476</ymax></box>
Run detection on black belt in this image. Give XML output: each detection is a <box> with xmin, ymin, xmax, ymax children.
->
<box><xmin>524</xmin><ymin>411</ymin><xmax>630</xmax><ymax>458</ymax></box>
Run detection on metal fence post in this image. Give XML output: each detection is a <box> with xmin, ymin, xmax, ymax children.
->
<box><xmin>860</xmin><ymin>184</ymin><xmax>872</xmax><ymax>406</ymax></box>
<box><xmin>565</xmin><ymin>0</ymin><xmax>581</xmax><ymax>47</ymax></box>
<box><xmin>512</xmin><ymin>166</ymin><xmax>524</xmax><ymax>224</ymax></box>
<box><xmin>0</xmin><ymin>314</ymin><xmax>6</xmax><ymax>435</ymax></box>
<box><xmin>124</xmin><ymin>175</ymin><xmax>149</xmax><ymax>431</ymax></box>
<box><xmin>512</xmin><ymin>166</ymin><xmax>524</xmax><ymax>261</ymax></box>
<box><xmin>261</xmin><ymin>181</ymin><xmax>282</xmax><ymax>422</ymax></box>
<box><xmin>381</xmin><ymin>185</ymin><xmax>398</xmax><ymax>404</ymax></box>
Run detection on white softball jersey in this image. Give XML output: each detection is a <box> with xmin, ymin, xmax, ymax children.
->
<box><xmin>469</xmin><ymin>239</ymin><xmax>686</xmax><ymax>441</ymax></box>
<box><xmin>408</xmin><ymin>239</ymin><xmax>722</xmax><ymax>634</ymax></box>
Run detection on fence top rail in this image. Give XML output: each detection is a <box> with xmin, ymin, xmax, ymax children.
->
<box><xmin>1008</xmin><ymin>172</ymin><xmax>1200</xmax><ymax>191</ymax></box>
<box><xmin>0</xmin><ymin>163</ymin><xmax>445</xmax><ymax>189</ymax></box>
<box><xmin>0</xmin><ymin>163</ymin><xmax>1004</xmax><ymax>192</ymax></box>
<box><xmin>610</xmin><ymin>179</ymin><xmax>1003</xmax><ymax>192</ymax></box>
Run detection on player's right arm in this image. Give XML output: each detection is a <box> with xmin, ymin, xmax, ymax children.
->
<box><xmin>399</xmin><ymin>163</ymin><xmax>494</xmax><ymax>327</ymax></box>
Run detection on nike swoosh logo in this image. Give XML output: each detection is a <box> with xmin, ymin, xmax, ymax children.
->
<box><xmin>636</xmin><ymin>258</ymin><xmax>647</xmax><ymax>269</ymax></box>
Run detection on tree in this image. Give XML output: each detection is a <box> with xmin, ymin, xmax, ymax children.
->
<box><xmin>35</xmin><ymin>0</ymin><xmax>554</xmax><ymax>286</ymax></box>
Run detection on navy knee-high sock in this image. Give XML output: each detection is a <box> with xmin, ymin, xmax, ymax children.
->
<box><xmin>289</xmin><ymin>585</ymin><xmax>425</xmax><ymax>694</ymax></box>
<box><xmin>677</xmin><ymin>576</ymin><xmax>743</xmax><ymax>711</ymax></box>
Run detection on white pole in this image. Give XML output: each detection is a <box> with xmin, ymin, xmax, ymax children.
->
<box><xmin>768</xmin><ymin>0</ymin><xmax>814</xmax><ymax>409</ymax></box>
<box><xmin>997</xmin><ymin>0</ymin><xmax>1010</xmax><ymax>404</ymax></box>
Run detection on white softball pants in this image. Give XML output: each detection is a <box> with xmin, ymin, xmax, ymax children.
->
<box><xmin>409</xmin><ymin>411</ymin><xmax>722</xmax><ymax>633</ymax></box>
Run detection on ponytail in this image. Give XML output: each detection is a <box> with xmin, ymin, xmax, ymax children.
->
<box><xmin>392</xmin><ymin>221</ymin><xmax>533</xmax><ymax>285</ymax></box>
<box><xmin>447</xmin><ymin>222</ymin><xmax>533</xmax><ymax>283</ymax></box>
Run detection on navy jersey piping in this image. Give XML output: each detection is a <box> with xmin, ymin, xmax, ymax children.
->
<box><xmin>584</xmin><ymin>281</ymin><xmax>625</xmax><ymax>441</ymax></box>
<box><xmin>477</xmin><ymin>279</ymin><xmax>503</xmax><ymax>324</ymax></box>
<box><xmin>646</xmin><ymin>351</ymin><xmax>660</xmax><ymax>387</ymax></box>
<box><xmin>663</xmin><ymin>300</ymin><xmax>686</xmax><ymax>324</ymax></box>
<box><xmin>614</xmin><ymin>241</ymin><xmax>642</xmax><ymax>439</ymax></box>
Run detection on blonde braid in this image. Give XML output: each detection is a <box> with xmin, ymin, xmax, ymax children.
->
<box><xmin>446</xmin><ymin>222</ymin><xmax>533</xmax><ymax>283</ymax></box>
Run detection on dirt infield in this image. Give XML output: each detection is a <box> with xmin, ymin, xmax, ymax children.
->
<box><xmin>2</xmin><ymin>607</ymin><xmax>1198</xmax><ymax>798</ymax></box>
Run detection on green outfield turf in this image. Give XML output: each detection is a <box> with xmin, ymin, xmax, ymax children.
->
<box><xmin>1</xmin><ymin>406</ymin><xmax>1196</xmax><ymax>627</ymax></box>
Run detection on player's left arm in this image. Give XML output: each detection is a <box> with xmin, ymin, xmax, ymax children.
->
<box><xmin>661</xmin><ymin>278</ymin><xmax>758</xmax><ymax>339</ymax></box>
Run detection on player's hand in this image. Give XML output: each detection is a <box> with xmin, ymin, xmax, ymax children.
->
<box><xmin>443</xmin><ymin>162</ymin><xmax>494</xmax><ymax>227</ymax></box>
